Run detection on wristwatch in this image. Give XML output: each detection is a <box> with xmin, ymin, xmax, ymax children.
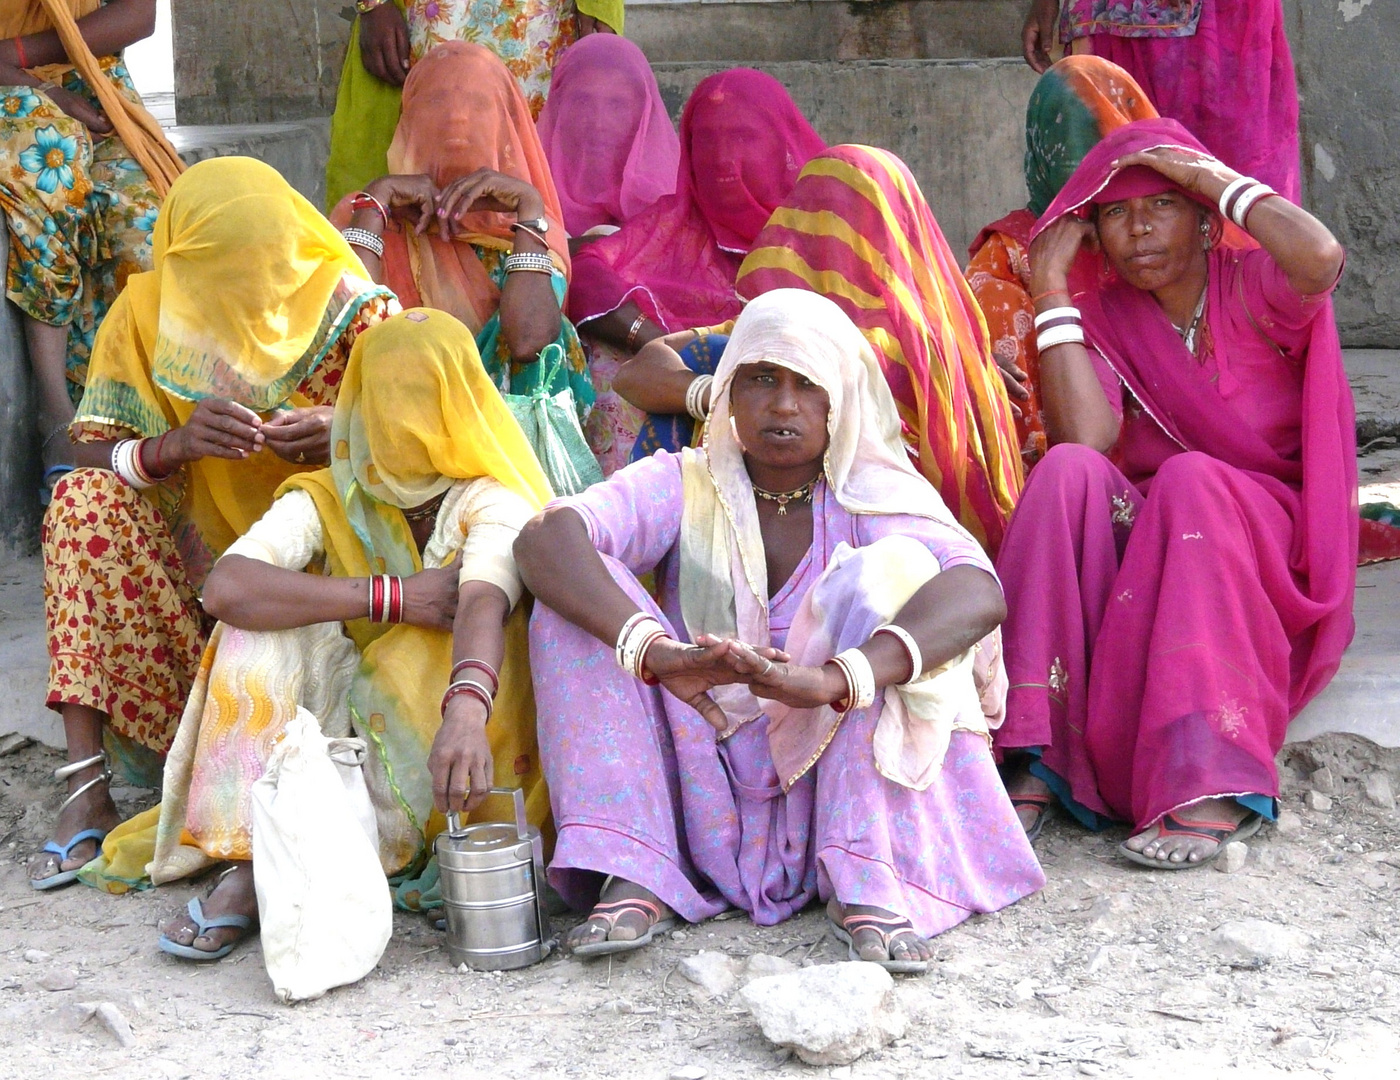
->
<box><xmin>513</xmin><ymin>217</ymin><xmax>549</xmax><ymax>235</ymax></box>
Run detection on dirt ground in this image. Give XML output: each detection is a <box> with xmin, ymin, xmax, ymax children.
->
<box><xmin>1</xmin><ymin>732</ymin><xmax>1397</xmax><ymax>1080</ymax></box>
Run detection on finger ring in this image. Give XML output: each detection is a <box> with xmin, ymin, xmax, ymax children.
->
<box><xmin>296</xmin><ymin>452</ymin><xmax>305</xmax><ymax>463</ymax></box>
<box><xmin>762</xmin><ymin>659</ymin><xmax>774</xmax><ymax>675</ymax></box>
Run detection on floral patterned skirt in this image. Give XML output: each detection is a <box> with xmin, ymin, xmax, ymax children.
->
<box><xmin>43</xmin><ymin>468</ymin><xmax>211</xmax><ymax>754</ymax></box>
<box><xmin>0</xmin><ymin>58</ymin><xmax>159</xmax><ymax>401</ymax></box>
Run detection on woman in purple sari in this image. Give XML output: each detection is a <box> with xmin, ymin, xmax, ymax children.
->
<box><xmin>516</xmin><ymin>290</ymin><xmax>1043</xmax><ymax>970</ymax></box>
<box><xmin>998</xmin><ymin>118</ymin><xmax>1354</xmax><ymax>867</ymax></box>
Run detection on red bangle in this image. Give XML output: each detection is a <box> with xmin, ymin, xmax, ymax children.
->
<box><xmin>449</xmin><ymin>658</ymin><xmax>499</xmax><ymax>695</ymax></box>
<box><xmin>349</xmin><ymin>191</ymin><xmax>388</xmax><ymax>228</ymax></box>
<box><xmin>1031</xmin><ymin>289</ymin><xmax>1071</xmax><ymax>306</ymax></box>
<box><xmin>441</xmin><ymin>680</ymin><xmax>493</xmax><ymax>720</ymax></box>
<box><xmin>15</xmin><ymin>37</ymin><xmax>28</xmax><ymax>70</ymax></box>
<box><xmin>387</xmin><ymin>575</ymin><xmax>403</xmax><ymax>624</ymax></box>
<box><xmin>637</xmin><ymin>629</ymin><xmax>668</xmax><ymax>686</ymax></box>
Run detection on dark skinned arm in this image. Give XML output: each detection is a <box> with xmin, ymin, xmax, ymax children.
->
<box><xmin>1027</xmin><ymin>217</ymin><xmax>1121</xmax><ymax>452</ymax></box>
<box><xmin>0</xmin><ymin>0</ymin><xmax>156</xmax><ymax>68</ymax></box>
<box><xmin>580</xmin><ymin>300</ymin><xmax>665</xmax><ymax>354</ymax></box>
<box><xmin>611</xmin><ymin>330</ymin><xmax>707</xmax><ymax>414</ymax></box>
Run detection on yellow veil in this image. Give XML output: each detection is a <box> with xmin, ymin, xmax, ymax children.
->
<box><xmin>282</xmin><ymin>309</ymin><xmax>554</xmax><ymax>874</ymax></box>
<box><xmin>74</xmin><ymin>157</ymin><xmax>391</xmax><ymax>580</ymax></box>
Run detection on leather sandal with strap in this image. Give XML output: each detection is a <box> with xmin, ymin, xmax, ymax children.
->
<box><xmin>1010</xmin><ymin>790</ymin><xmax>1054</xmax><ymax>844</ymax></box>
<box><xmin>827</xmin><ymin>900</ymin><xmax>930</xmax><ymax>975</ymax></box>
<box><xmin>30</xmin><ymin>751</ymin><xmax>113</xmax><ymax>891</ymax></box>
<box><xmin>1119</xmin><ymin>809</ymin><xmax>1264</xmax><ymax>870</ymax></box>
<box><xmin>571</xmin><ymin>893</ymin><xmax>676</xmax><ymax>958</ymax></box>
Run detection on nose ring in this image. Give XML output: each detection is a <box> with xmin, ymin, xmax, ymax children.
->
<box><xmin>1142</xmin><ymin>223</ymin><xmax>1153</xmax><ymax>234</ymax></box>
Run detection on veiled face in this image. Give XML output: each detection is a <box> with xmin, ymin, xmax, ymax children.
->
<box><xmin>1095</xmin><ymin>191</ymin><xmax>1205</xmax><ymax>292</ymax></box>
<box><xmin>729</xmin><ymin>361</ymin><xmax>831</xmax><ymax>471</ymax></box>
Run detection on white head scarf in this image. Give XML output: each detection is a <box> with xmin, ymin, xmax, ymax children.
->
<box><xmin>677</xmin><ymin>289</ymin><xmax>972</xmax><ymax>732</ymax></box>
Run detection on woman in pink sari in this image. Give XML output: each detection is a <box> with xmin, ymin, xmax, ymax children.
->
<box><xmin>566</xmin><ymin>69</ymin><xmax>825</xmax><ymax>353</ymax></box>
<box><xmin>537</xmin><ymin>33</ymin><xmax>681</xmax><ymax>474</ymax></box>
<box><xmin>537</xmin><ymin>34</ymin><xmax>679</xmax><ymax>244</ymax></box>
<box><xmin>517</xmin><ymin>290</ymin><xmax>1042</xmax><ymax>969</ymax></box>
<box><xmin>1022</xmin><ymin>1</ymin><xmax>1300</xmax><ymax>202</ymax></box>
<box><xmin>997</xmin><ymin>118</ymin><xmax>1353</xmax><ymax>866</ymax></box>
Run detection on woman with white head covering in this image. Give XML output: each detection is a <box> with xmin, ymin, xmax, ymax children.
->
<box><xmin>516</xmin><ymin>290</ymin><xmax>1043</xmax><ymax>970</ymax></box>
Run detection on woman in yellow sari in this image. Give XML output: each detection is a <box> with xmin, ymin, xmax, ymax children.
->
<box><xmin>1</xmin><ymin>0</ymin><xmax>182</xmax><ymax>489</ymax></box>
<box><xmin>138</xmin><ymin>309</ymin><xmax>551</xmax><ymax>960</ymax></box>
<box><xmin>31</xmin><ymin>157</ymin><xmax>393</xmax><ymax>890</ymax></box>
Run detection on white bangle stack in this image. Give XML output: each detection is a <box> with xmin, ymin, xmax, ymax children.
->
<box><xmin>685</xmin><ymin>374</ymin><xmax>713</xmax><ymax>421</ymax></box>
<box><xmin>341</xmin><ymin>226</ymin><xmax>384</xmax><ymax>260</ymax></box>
<box><xmin>1218</xmin><ymin>176</ymin><xmax>1277</xmax><ymax>230</ymax></box>
<box><xmin>874</xmin><ymin>623</ymin><xmax>923</xmax><ymax>685</ymax></box>
<box><xmin>111</xmin><ymin>438</ymin><xmax>156</xmax><ymax>489</ymax></box>
<box><xmin>615</xmin><ymin>612</ymin><xmax>668</xmax><ymax>683</ymax></box>
<box><xmin>1034</xmin><ymin>305</ymin><xmax>1084</xmax><ymax>354</ymax></box>
<box><xmin>503</xmin><ymin>252</ymin><xmax>555</xmax><ymax>276</ymax></box>
<box><xmin>831</xmin><ymin>648</ymin><xmax>877</xmax><ymax>713</ymax></box>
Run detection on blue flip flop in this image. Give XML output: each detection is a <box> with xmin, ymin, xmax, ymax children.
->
<box><xmin>157</xmin><ymin>897</ymin><xmax>255</xmax><ymax>961</ymax></box>
<box><xmin>40</xmin><ymin>464</ymin><xmax>74</xmax><ymax>507</ymax></box>
<box><xmin>30</xmin><ymin>828</ymin><xmax>108</xmax><ymax>891</ymax></box>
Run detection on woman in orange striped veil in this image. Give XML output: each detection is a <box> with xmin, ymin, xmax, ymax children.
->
<box><xmin>616</xmin><ymin>145</ymin><xmax>1021</xmax><ymax>554</ymax></box>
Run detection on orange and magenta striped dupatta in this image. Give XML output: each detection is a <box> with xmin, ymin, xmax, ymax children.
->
<box><xmin>736</xmin><ymin>145</ymin><xmax>1022</xmax><ymax>553</ymax></box>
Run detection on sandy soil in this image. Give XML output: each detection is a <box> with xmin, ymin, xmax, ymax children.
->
<box><xmin>1</xmin><ymin>732</ymin><xmax>1397</xmax><ymax>1080</ymax></box>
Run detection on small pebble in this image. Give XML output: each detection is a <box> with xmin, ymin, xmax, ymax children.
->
<box><xmin>1215</xmin><ymin>841</ymin><xmax>1248</xmax><ymax>874</ymax></box>
<box><xmin>1364</xmin><ymin>772</ymin><xmax>1396</xmax><ymax>810</ymax></box>
<box><xmin>419</xmin><ymin>1000</ymin><xmax>436</xmax><ymax>1009</ymax></box>
<box><xmin>37</xmin><ymin>968</ymin><xmax>78</xmax><ymax>992</ymax></box>
<box><xmin>671</xmin><ymin>930</ymin><xmax>688</xmax><ymax>942</ymax></box>
<box><xmin>1036</xmin><ymin>984</ymin><xmax>1072</xmax><ymax>998</ymax></box>
<box><xmin>669</xmin><ymin>1067</ymin><xmax>707</xmax><ymax>1080</ymax></box>
<box><xmin>1310</xmin><ymin>766</ymin><xmax>1336</xmax><ymax>795</ymax></box>
<box><xmin>1013</xmin><ymin>978</ymin><xmax>1037</xmax><ymax>1001</ymax></box>
<box><xmin>23</xmin><ymin>949</ymin><xmax>51</xmax><ymax>964</ymax></box>
<box><xmin>1305</xmin><ymin>790</ymin><xmax>1332</xmax><ymax>812</ymax></box>
<box><xmin>96</xmin><ymin>1002</ymin><xmax>136</xmax><ymax>1048</ymax></box>
<box><xmin>1274</xmin><ymin>809</ymin><xmax>1304</xmax><ymax>838</ymax></box>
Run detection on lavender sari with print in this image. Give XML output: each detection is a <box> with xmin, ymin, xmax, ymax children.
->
<box><xmin>530</xmin><ymin>453</ymin><xmax>1043</xmax><ymax>935</ymax></box>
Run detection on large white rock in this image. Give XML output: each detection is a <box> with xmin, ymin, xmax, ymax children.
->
<box><xmin>739</xmin><ymin>962</ymin><xmax>906</xmax><ymax>1066</ymax></box>
<box><xmin>1209</xmin><ymin>919</ymin><xmax>1309</xmax><ymax>964</ymax></box>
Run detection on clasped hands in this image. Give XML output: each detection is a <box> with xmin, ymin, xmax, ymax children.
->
<box><xmin>162</xmin><ymin>399</ymin><xmax>333</xmax><ymax>469</ymax></box>
<box><xmin>642</xmin><ymin>634</ymin><xmax>851</xmax><ymax>733</ymax></box>
<box><xmin>361</xmin><ymin>172</ymin><xmax>546</xmax><ymax>245</ymax></box>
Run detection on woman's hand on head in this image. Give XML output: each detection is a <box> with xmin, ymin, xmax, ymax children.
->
<box><xmin>401</xmin><ymin>566</ymin><xmax>460</xmax><ymax>632</ymax></box>
<box><xmin>42</xmin><ymin>84</ymin><xmax>113</xmax><ymax>136</ymax></box>
<box><xmin>1111</xmin><ymin>147</ymin><xmax>1238</xmax><ymax>203</ymax></box>
<box><xmin>166</xmin><ymin>398</ymin><xmax>264</xmax><ymax>465</ymax></box>
<box><xmin>429</xmin><ymin>694</ymin><xmax>493</xmax><ymax>814</ymax></box>
<box><xmin>718</xmin><ymin>638</ymin><xmax>847</xmax><ymax>711</ymax></box>
<box><xmin>260</xmin><ymin>406</ymin><xmax>333</xmax><ymax>466</ymax></box>
<box><xmin>358</xmin><ymin>1</ymin><xmax>411</xmax><ymax>87</ymax></box>
<box><xmin>364</xmin><ymin>174</ymin><xmax>438</xmax><ymax>233</ymax></box>
<box><xmin>1028</xmin><ymin>216</ymin><xmax>1095</xmax><ymax>297</ymax></box>
<box><xmin>435</xmin><ymin>170</ymin><xmax>546</xmax><ymax>241</ymax></box>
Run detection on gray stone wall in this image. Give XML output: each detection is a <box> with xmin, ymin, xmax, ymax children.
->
<box><xmin>1289</xmin><ymin>0</ymin><xmax>1399</xmax><ymax>349</ymax></box>
<box><xmin>0</xmin><ymin>231</ymin><xmax>41</xmax><ymax>558</ymax></box>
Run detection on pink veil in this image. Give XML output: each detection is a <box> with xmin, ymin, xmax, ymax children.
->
<box><xmin>567</xmin><ymin>68</ymin><xmax>826</xmax><ymax>332</ymax></box>
<box><xmin>537</xmin><ymin>34</ymin><xmax>680</xmax><ymax>238</ymax></box>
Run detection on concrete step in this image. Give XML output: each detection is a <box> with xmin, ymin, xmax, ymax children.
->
<box><xmin>3</xmin><ymin>549</ymin><xmax>1396</xmax><ymax>752</ymax></box>
<box><xmin>630</xmin><ymin>1</ymin><xmax>1025</xmax><ymax>64</ymax></box>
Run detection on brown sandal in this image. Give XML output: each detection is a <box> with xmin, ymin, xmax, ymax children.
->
<box><xmin>570</xmin><ymin>895</ymin><xmax>675</xmax><ymax>957</ymax></box>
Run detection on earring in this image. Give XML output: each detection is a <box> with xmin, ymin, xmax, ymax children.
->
<box><xmin>1200</xmin><ymin>218</ymin><xmax>1213</xmax><ymax>252</ymax></box>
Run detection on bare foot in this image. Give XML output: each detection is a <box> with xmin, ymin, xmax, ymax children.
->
<box><xmin>565</xmin><ymin>878</ymin><xmax>673</xmax><ymax>952</ymax></box>
<box><xmin>27</xmin><ymin>762</ymin><xmax>122</xmax><ymax>884</ymax></box>
<box><xmin>828</xmin><ymin>899</ymin><xmax>934</xmax><ymax>964</ymax></box>
<box><xmin>1003</xmin><ymin>760</ymin><xmax>1054</xmax><ymax>837</ymax></box>
<box><xmin>1122</xmin><ymin>797</ymin><xmax>1250</xmax><ymax>865</ymax></box>
<box><xmin>160</xmin><ymin>863</ymin><xmax>259</xmax><ymax>955</ymax></box>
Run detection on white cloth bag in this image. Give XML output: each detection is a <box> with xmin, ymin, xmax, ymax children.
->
<box><xmin>251</xmin><ymin>708</ymin><xmax>392</xmax><ymax>1002</ymax></box>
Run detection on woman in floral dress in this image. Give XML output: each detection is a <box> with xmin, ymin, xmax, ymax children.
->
<box><xmin>1</xmin><ymin>0</ymin><xmax>171</xmax><ymax>489</ymax></box>
<box><xmin>30</xmin><ymin>158</ymin><xmax>393</xmax><ymax>891</ymax></box>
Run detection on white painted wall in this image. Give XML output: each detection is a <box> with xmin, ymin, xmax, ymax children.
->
<box><xmin>124</xmin><ymin>0</ymin><xmax>173</xmax><ymax>95</ymax></box>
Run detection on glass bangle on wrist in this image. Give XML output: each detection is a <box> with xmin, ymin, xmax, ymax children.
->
<box><xmin>342</xmin><ymin>227</ymin><xmax>384</xmax><ymax>259</ymax></box>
